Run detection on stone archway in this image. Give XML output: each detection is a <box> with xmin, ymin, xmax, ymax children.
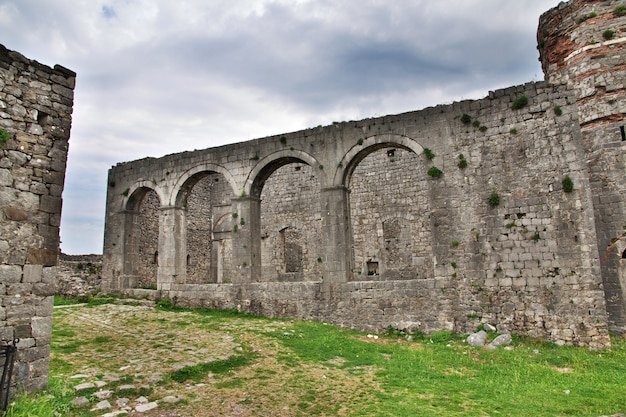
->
<box><xmin>343</xmin><ymin>141</ymin><xmax>432</xmax><ymax>281</ymax></box>
<box><xmin>123</xmin><ymin>186</ymin><xmax>161</xmax><ymax>289</ymax></box>
<box><xmin>253</xmin><ymin>159</ymin><xmax>323</xmax><ymax>282</ymax></box>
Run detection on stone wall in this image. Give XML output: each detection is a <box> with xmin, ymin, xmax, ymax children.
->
<box><xmin>538</xmin><ymin>0</ymin><xmax>626</xmax><ymax>330</ymax></box>
<box><xmin>104</xmin><ymin>79</ymin><xmax>611</xmax><ymax>349</ymax></box>
<box><xmin>0</xmin><ymin>44</ymin><xmax>75</xmax><ymax>390</ymax></box>
<box><xmin>102</xmin><ymin>0</ymin><xmax>625</xmax><ymax>349</ymax></box>
<box><xmin>56</xmin><ymin>254</ymin><xmax>102</xmax><ymax>298</ymax></box>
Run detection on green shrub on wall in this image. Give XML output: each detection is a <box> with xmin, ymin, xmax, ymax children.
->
<box><xmin>511</xmin><ymin>95</ymin><xmax>528</xmax><ymax>110</ymax></box>
<box><xmin>427</xmin><ymin>166</ymin><xmax>443</xmax><ymax>178</ymax></box>
<box><xmin>562</xmin><ymin>175</ymin><xmax>574</xmax><ymax>193</ymax></box>
<box><xmin>0</xmin><ymin>129</ymin><xmax>9</xmax><ymax>148</ymax></box>
<box><xmin>457</xmin><ymin>154</ymin><xmax>468</xmax><ymax>169</ymax></box>
<box><xmin>602</xmin><ymin>29</ymin><xmax>615</xmax><ymax>40</ymax></box>
<box><xmin>488</xmin><ymin>192</ymin><xmax>500</xmax><ymax>207</ymax></box>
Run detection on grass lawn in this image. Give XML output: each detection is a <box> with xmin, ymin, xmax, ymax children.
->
<box><xmin>5</xmin><ymin>297</ymin><xmax>626</xmax><ymax>416</ymax></box>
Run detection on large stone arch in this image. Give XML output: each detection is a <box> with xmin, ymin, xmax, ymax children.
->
<box><xmin>345</xmin><ymin>142</ymin><xmax>433</xmax><ymax>281</ymax></box>
<box><xmin>123</xmin><ymin>181</ymin><xmax>165</xmax><ymax>211</ymax></box>
<box><xmin>122</xmin><ymin>185</ymin><xmax>162</xmax><ymax>288</ymax></box>
<box><xmin>169</xmin><ymin>168</ymin><xmax>235</xmax><ymax>284</ymax></box>
<box><xmin>246</xmin><ymin>150</ymin><xmax>323</xmax><ymax>198</ymax></box>
<box><xmin>171</xmin><ymin>163</ymin><xmax>238</xmax><ymax>207</ymax></box>
<box><xmin>255</xmin><ymin>156</ymin><xmax>323</xmax><ymax>282</ymax></box>
<box><xmin>334</xmin><ymin>134</ymin><xmax>425</xmax><ymax>188</ymax></box>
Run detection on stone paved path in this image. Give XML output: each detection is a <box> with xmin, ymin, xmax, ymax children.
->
<box><xmin>52</xmin><ymin>302</ymin><xmax>299</xmax><ymax>416</ymax></box>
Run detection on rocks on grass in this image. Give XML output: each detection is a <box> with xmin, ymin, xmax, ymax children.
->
<box><xmin>466</xmin><ymin>328</ymin><xmax>512</xmax><ymax>349</ymax></box>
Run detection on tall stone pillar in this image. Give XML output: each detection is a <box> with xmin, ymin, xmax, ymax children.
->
<box><xmin>157</xmin><ymin>206</ymin><xmax>186</xmax><ymax>290</ymax></box>
<box><xmin>320</xmin><ymin>186</ymin><xmax>353</xmax><ymax>286</ymax></box>
<box><xmin>230</xmin><ymin>197</ymin><xmax>261</xmax><ymax>284</ymax></box>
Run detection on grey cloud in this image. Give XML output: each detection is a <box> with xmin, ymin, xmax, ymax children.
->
<box><xmin>2</xmin><ymin>0</ymin><xmax>563</xmax><ymax>253</ymax></box>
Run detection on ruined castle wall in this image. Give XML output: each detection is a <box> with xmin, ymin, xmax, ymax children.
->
<box><xmin>104</xmin><ymin>78</ymin><xmax>610</xmax><ymax>348</ymax></box>
<box><xmin>0</xmin><ymin>44</ymin><xmax>75</xmax><ymax>390</ymax></box>
<box><xmin>538</xmin><ymin>0</ymin><xmax>626</xmax><ymax>329</ymax></box>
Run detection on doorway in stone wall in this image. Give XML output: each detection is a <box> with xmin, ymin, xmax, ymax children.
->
<box><xmin>124</xmin><ymin>187</ymin><xmax>160</xmax><ymax>289</ymax></box>
<box><xmin>178</xmin><ymin>171</ymin><xmax>232</xmax><ymax>284</ymax></box>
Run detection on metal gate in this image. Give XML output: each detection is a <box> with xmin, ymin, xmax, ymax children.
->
<box><xmin>0</xmin><ymin>339</ymin><xmax>18</xmax><ymax>413</ymax></box>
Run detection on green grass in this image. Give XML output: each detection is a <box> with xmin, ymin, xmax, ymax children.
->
<box><xmin>9</xmin><ymin>301</ymin><xmax>626</xmax><ymax>416</ymax></box>
<box><xmin>54</xmin><ymin>294</ymin><xmax>117</xmax><ymax>306</ymax></box>
<box><xmin>269</xmin><ymin>321</ymin><xmax>626</xmax><ymax>416</ymax></box>
<box><xmin>4</xmin><ymin>377</ymin><xmax>90</xmax><ymax>417</ymax></box>
<box><xmin>169</xmin><ymin>354</ymin><xmax>256</xmax><ymax>383</ymax></box>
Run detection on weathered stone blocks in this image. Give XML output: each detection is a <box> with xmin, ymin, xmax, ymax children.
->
<box><xmin>0</xmin><ymin>43</ymin><xmax>75</xmax><ymax>391</ymax></box>
<box><xmin>98</xmin><ymin>0</ymin><xmax>625</xmax><ymax>350</ymax></box>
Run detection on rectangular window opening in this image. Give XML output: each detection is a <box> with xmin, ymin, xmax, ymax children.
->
<box><xmin>367</xmin><ymin>261</ymin><xmax>379</xmax><ymax>275</ymax></box>
<box><xmin>620</xmin><ymin>125</ymin><xmax>625</xmax><ymax>141</ymax></box>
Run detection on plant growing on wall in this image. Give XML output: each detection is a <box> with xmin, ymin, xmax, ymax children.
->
<box><xmin>458</xmin><ymin>154</ymin><xmax>468</xmax><ymax>169</ymax></box>
<box><xmin>562</xmin><ymin>175</ymin><xmax>574</xmax><ymax>193</ymax></box>
<box><xmin>279</xmin><ymin>136</ymin><xmax>287</xmax><ymax>144</ymax></box>
<box><xmin>602</xmin><ymin>29</ymin><xmax>615</xmax><ymax>40</ymax></box>
<box><xmin>423</xmin><ymin>148</ymin><xmax>435</xmax><ymax>160</ymax></box>
<box><xmin>0</xmin><ymin>129</ymin><xmax>9</xmax><ymax>148</ymax></box>
<box><xmin>511</xmin><ymin>95</ymin><xmax>528</xmax><ymax>110</ymax></box>
<box><xmin>427</xmin><ymin>166</ymin><xmax>443</xmax><ymax>178</ymax></box>
<box><xmin>614</xmin><ymin>4</ymin><xmax>626</xmax><ymax>16</ymax></box>
<box><xmin>576</xmin><ymin>11</ymin><xmax>597</xmax><ymax>24</ymax></box>
<box><xmin>554</xmin><ymin>106</ymin><xmax>563</xmax><ymax>116</ymax></box>
<box><xmin>460</xmin><ymin>114</ymin><xmax>472</xmax><ymax>124</ymax></box>
<box><xmin>488</xmin><ymin>192</ymin><xmax>500</xmax><ymax>207</ymax></box>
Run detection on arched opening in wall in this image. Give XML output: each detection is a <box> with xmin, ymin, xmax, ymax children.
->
<box><xmin>124</xmin><ymin>187</ymin><xmax>160</xmax><ymax>289</ymax></box>
<box><xmin>347</xmin><ymin>146</ymin><xmax>432</xmax><ymax>281</ymax></box>
<box><xmin>177</xmin><ymin>171</ymin><xmax>232</xmax><ymax>284</ymax></box>
<box><xmin>255</xmin><ymin>159</ymin><xmax>321</xmax><ymax>282</ymax></box>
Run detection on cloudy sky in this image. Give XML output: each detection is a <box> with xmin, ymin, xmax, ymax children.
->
<box><xmin>1</xmin><ymin>0</ymin><xmax>563</xmax><ymax>254</ymax></box>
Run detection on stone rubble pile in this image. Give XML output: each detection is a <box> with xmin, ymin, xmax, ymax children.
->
<box><xmin>466</xmin><ymin>327</ymin><xmax>513</xmax><ymax>350</ymax></box>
